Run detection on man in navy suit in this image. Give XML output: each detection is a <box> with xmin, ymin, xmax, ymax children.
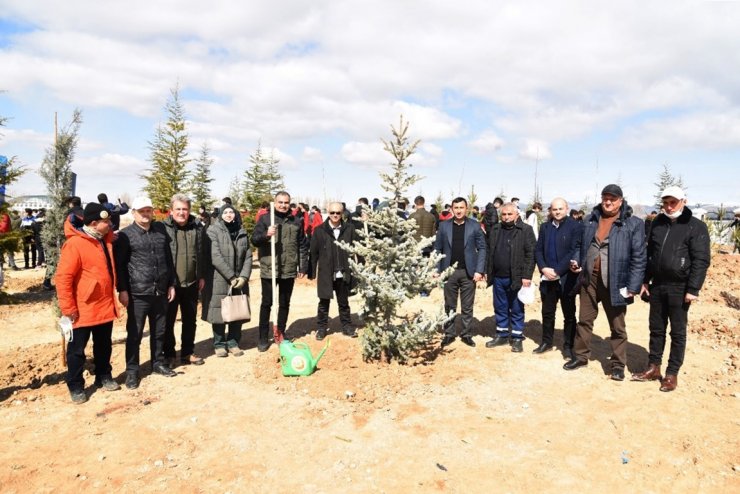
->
<box><xmin>533</xmin><ymin>198</ymin><xmax>583</xmax><ymax>358</ymax></box>
<box><xmin>434</xmin><ymin>197</ymin><xmax>487</xmax><ymax>347</ymax></box>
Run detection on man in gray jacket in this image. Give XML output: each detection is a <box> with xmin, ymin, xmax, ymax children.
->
<box><xmin>116</xmin><ymin>196</ymin><xmax>176</xmax><ymax>389</ymax></box>
<box><xmin>163</xmin><ymin>193</ymin><xmax>206</xmax><ymax>367</ymax></box>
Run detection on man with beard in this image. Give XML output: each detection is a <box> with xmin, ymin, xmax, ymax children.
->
<box><xmin>251</xmin><ymin>191</ymin><xmax>309</xmax><ymax>351</ymax></box>
<box><xmin>564</xmin><ymin>185</ymin><xmax>646</xmax><ymax>382</ymax></box>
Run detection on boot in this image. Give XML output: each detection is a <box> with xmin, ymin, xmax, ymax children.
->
<box><xmin>631</xmin><ymin>363</ymin><xmax>662</xmax><ymax>382</ymax></box>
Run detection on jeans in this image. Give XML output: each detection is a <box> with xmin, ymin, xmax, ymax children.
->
<box><xmin>164</xmin><ymin>284</ymin><xmax>199</xmax><ymax>359</ymax></box>
<box><xmin>492</xmin><ymin>277</ymin><xmax>525</xmax><ymax>339</ymax></box>
<box><xmin>647</xmin><ymin>283</ymin><xmax>689</xmax><ymax>375</ymax></box>
<box><xmin>259</xmin><ymin>277</ymin><xmax>295</xmax><ymax>341</ymax></box>
<box><xmin>66</xmin><ymin>322</ymin><xmax>113</xmax><ymax>392</ymax></box>
<box><xmin>443</xmin><ymin>268</ymin><xmax>476</xmax><ymax>337</ymax></box>
<box><xmin>316</xmin><ymin>278</ymin><xmax>352</xmax><ymax>331</ymax></box>
<box><xmin>212</xmin><ymin>322</ymin><xmax>243</xmax><ymax>349</ymax></box>
<box><xmin>125</xmin><ymin>294</ymin><xmax>168</xmax><ymax>373</ymax></box>
<box><xmin>540</xmin><ymin>279</ymin><xmax>577</xmax><ymax>348</ymax></box>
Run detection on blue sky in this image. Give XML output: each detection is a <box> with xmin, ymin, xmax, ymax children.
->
<box><xmin>1</xmin><ymin>0</ymin><xmax>739</xmax><ymax>210</ymax></box>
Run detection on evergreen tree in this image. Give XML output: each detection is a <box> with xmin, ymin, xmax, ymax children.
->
<box><xmin>143</xmin><ymin>86</ymin><xmax>191</xmax><ymax>210</ymax></box>
<box><xmin>339</xmin><ymin>116</ymin><xmax>453</xmax><ymax>363</ymax></box>
<box><xmin>467</xmin><ymin>185</ymin><xmax>478</xmax><ymax>216</ymax></box>
<box><xmin>0</xmin><ymin>112</ymin><xmax>26</xmax><ymax>277</ymax></box>
<box><xmin>188</xmin><ymin>142</ymin><xmax>215</xmax><ymax>210</ymax></box>
<box><xmin>227</xmin><ymin>175</ymin><xmax>243</xmax><ymax>208</ymax></box>
<box><xmin>242</xmin><ymin>140</ymin><xmax>284</xmax><ymax>213</ymax></box>
<box><xmin>264</xmin><ymin>148</ymin><xmax>285</xmax><ymax>194</ymax></box>
<box><xmin>38</xmin><ymin>109</ymin><xmax>82</xmax><ymax>288</ymax></box>
<box><xmin>654</xmin><ymin>163</ymin><xmax>685</xmax><ymax>208</ymax></box>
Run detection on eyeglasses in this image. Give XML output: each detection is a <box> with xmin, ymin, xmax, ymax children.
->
<box><xmin>328</xmin><ymin>211</ymin><xmax>342</xmax><ymax>215</ymax></box>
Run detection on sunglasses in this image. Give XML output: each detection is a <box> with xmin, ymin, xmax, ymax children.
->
<box><xmin>328</xmin><ymin>211</ymin><xmax>342</xmax><ymax>215</ymax></box>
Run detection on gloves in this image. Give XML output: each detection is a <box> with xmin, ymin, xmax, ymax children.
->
<box><xmin>229</xmin><ymin>278</ymin><xmax>240</xmax><ymax>289</ymax></box>
<box><xmin>234</xmin><ymin>277</ymin><xmax>247</xmax><ymax>289</ymax></box>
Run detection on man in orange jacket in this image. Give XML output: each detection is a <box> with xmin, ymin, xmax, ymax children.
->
<box><xmin>55</xmin><ymin>203</ymin><xmax>120</xmax><ymax>404</ymax></box>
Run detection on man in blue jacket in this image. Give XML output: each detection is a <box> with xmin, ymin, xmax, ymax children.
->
<box><xmin>534</xmin><ymin>198</ymin><xmax>582</xmax><ymax>358</ymax></box>
<box><xmin>564</xmin><ymin>185</ymin><xmax>646</xmax><ymax>381</ymax></box>
<box><xmin>434</xmin><ymin>197</ymin><xmax>487</xmax><ymax>348</ymax></box>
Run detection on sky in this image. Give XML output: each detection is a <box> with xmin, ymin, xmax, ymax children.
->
<box><xmin>1</xmin><ymin>0</ymin><xmax>739</xmax><ymax>210</ymax></box>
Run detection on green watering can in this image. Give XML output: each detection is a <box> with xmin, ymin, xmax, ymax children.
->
<box><xmin>279</xmin><ymin>339</ymin><xmax>330</xmax><ymax>377</ymax></box>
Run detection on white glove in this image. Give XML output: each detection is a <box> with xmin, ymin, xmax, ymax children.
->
<box><xmin>234</xmin><ymin>277</ymin><xmax>247</xmax><ymax>290</ymax></box>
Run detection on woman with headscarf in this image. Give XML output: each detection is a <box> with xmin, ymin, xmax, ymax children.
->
<box><xmin>201</xmin><ymin>205</ymin><xmax>252</xmax><ymax>357</ymax></box>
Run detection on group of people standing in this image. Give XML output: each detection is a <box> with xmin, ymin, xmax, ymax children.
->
<box><xmin>54</xmin><ymin>182</ymin><xmax>710</xmax><ymax>404</ymax></box>
<box><xmin>431</xmin><ymin>184</ymin><xmax>710</xmax><ymax>394</ymax></box>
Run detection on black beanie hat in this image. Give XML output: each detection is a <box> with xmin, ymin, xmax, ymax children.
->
<box><xmin>601</xmin><ymin>184</ymin><xmax>623</xmax><ymax>198</ymax></box>
<box><xmin>83</xmin><ymin>203</ymin><xmax>110</xmax><ymax>225</ymax></box>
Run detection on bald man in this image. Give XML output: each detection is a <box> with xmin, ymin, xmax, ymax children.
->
<box><xmin>309</xmin><ymin>202</ymin><xmax>360</xmax><ymax>340</ymax></box>
<box><xmin>533</xmin><ymin>198</ymin><xmax>583</xmax><ymax>358</ymax></box>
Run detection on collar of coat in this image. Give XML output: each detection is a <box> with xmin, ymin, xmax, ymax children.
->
<box><xmin>589</xmin><ymin>200</ymin><xmax>633</xmax><ymax>225</ymax></box>
<box><xmin>323</xmin><ymin>218</ymin><xmax>347</xmax><ymax>235</ymax></box>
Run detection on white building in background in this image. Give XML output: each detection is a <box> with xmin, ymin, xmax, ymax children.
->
<box><xmin>10</xmin><ymin>195</ymin><xmax>54</xmax><ymax>211</ymax></box>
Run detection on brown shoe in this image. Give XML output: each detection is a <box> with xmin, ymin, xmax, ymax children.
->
<box><xmin>660</xmin><ymin>374</ymin><xmax>678</xmax><ymax>392</ymax></box>
<box><xmin>180</xmin><ymin>354</ymin><xmax>205</xmax><ymax>366</ymax></box>
<box><xmin>631</xmin><ymin>363</ymin><xmax>662</xmax><ymax>382</ymax></box>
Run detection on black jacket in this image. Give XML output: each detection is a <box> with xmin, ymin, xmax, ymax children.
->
<box><xmin>309</xmin><ymin>219</ymin><xmax>359</xmax><ymax>299</ymax></box>
<box><xmin>115</xmin><ymin>221</ymin><xmax>175</xmax><ymax>296</ymax></box>
<box><xmin>644</xmin><ymin>207</ymin><xmax>710</xmax><ymax>296</ymax></box>
<box><xmin>486</xmin><ymin>219</ymin><xmax>536</xmax><ymax>291</ymax></box>
<box><xmin>251</xmin><ymin>209</ymin><xmax>309</xmax><ymax>279</ymax></box>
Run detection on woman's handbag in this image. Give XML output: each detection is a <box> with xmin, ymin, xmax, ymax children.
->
<box><xmin>221</xmin><ymin>287</ymin><xmax>251</xmax><ymax>322</ymax></box>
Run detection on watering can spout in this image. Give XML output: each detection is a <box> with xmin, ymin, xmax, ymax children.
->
<box><xmin>313</xmin><ymin>339</ymin><xmax>330</xmax><ymax>365</ymax></box>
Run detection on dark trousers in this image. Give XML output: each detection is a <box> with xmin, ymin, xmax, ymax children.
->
<box><xmin>66</xmin><ymin>322</ymin><xmax>113</xmax><ymax>392</ymax></box>
<box><xmin>212</xmin><ymin>322</ymin><xmax>243</xmax><ymax>349</ymax></box>
<box><xmin>574</xmin><ymin>271</ymin><xmax>628</xmax><ymax>369</ymax></box>
<box><xmin>540</xmin><ymin>279</ymin><xmax>577</xmax><ymax>348</ymax></box>
<box><xmin>35</xmin><ymin>235</ymin><xmax>45</xmax><ymax>265</ymax></box>
<box><xmin>648</xmin><ymin>284</ymin><xmax>689</xmax><ymax>375</ymax></box>
<box><xmin>259</xmin><ymin>277</ymin><xmax>296</xmax><ymax>341</ymax></box>
<box><xmin>125</xmin><ymin>294</ymin><xmax>168</xmax><ymax>373</ymax></box>
<box><xmin>164</xmin><ymin>284</ymin><xmax>199</xmax><ymax>359</ymax></box>
<box><xmin>492</xmin><ymin>276</ymin><xmax>525</xmax><ymax>339</ymax></box>
<box><xmin>23</xmin><ymin>239</ymin><xmax>35</xmax><ymax>268</ymax></box>
<box><xmin>316</xmin><ymin>278</ymin><xmax>352</xmax><ymax>331</ymax></box>
<box><xmin>443</xmin><ymin>268</ymin><xmax>476</xmax><ymax>337</ymax></box>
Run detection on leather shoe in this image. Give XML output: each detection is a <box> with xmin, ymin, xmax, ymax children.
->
<box><xmin>257</xmin><ymin>340</ymin><xmax>271</xmax><ymax>353</ymax></box>
<box><xmin>152</xmin><ymin>363</ymin><xmax>176</xmax><ymax>377</ymax></box>
<box><xmin>532</xmin><ymin>343</ymin><xmax>553</xmax><ymax>354</ymax></box>
<box><xmin>485</xmin><ymin>336</ymin><xmax>510</xmax><ymax>348</ymax></box>
<box><xmin>460</xmin><ymin>336</ymin><xmax>476</xmax><ymax>347</ymax></box>
<box><xmin>563</xmin><ymin>358</ymin><xmax>588</xmax><ymax>370</ymax></box>
<box><xmin>342</xmin><ymin>327</ymin><xmax>357</xmax><ymax>338</ymax></box>
<box><xmin>70</xmin><ymin>389</ymin><xmax>87</xmax><ymax>404</ymax></box>
<box><xmin>440</xmin><ymin>335</ymin><xmax>455</xmax><ymax>348</ymax></box>
<box><xmin>611</xmin><ymin>368</ymin><xmax>625</xmax><ymax>381</ymax></box>
<box><xmin>181</xmin><ymin>354</ymin><xmax>205</xmax><ymax>366</ymax></box>
<box><xmin>631</xmin><ymin>363</ymin><xmax>662</xmax><ymax>382</ymax></box>
<box><xmin>660</xmin><ymin>374</ymin><xmax>678</xmax><ymax>392</ymax></box>
<box><xmin>316</xmin><ymin>328</ymin><xmax>327</xmax><ymax>340</ymax></box>
<box><xmin>125</xmin><ymin>373</ymin><xmax>139</xmax><ymax>390</ymax></box>
<box><xmin>95</xmin><ymin>377</ymin><xmax>121</xmax><ymax>391</ymax></box>
<box><xmin>510</xmin><ymin>339</ymin><xmax>523</xmax><ymax>353</ymax></box>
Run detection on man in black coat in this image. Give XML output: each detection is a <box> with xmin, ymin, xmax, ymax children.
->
<box><xmin>115</xmin><ymin>196</ymin><xmax>177</xmax><ymax>389</ymax></box>
<box><xmin>632</xmin><ymin>186</ymin><xmax>710</xmax><ymax>392</ymax></box>
<box><xmin>309</xmin><ymin>202</ymin><xmax>360</xmax><ymax>340</ymax></box>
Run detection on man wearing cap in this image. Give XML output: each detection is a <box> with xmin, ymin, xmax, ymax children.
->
<box><xmin>564</xmin><ymin>185</ymin><xmax>646</xmax><ymax>381</ymax></box>
<box><xmin>55</xmin><ymin>203</ymin><xmax>120</xmax><ymax>404</ymax></box>
<box><xmin>632</xmin><ymin>187</ymin><xmax>710</xmax><ymax>391</ymax></box>
<box><xmin>115</xmin><ymin>197</ymin><xmax>177</xmax><ymax>389</ymax></box>
<box><xmin>163</xmin><ymin>193</ymin><xmax>206</xmax><ymax>367</ymax></box>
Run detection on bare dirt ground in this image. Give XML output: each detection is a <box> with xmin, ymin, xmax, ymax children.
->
<box><xmin>0</xmin><ymin>254</ymin><xmax>738</xmax><ymax>493</ymax></box>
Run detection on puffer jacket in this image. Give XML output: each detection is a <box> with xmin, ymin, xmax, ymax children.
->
<box><xmin>251</xmin><ymin>208</ymin><xmax>308</xmax><ymax>279</ymax></box>
<box><xmin>201</xmin><ymin>216</ymin><xmax>252</xmax><ymax>324</ymax></box>
<box><xmin>115</xmin><ymin>221</ymin><xmax>175</xmax><ymax>296</ymax></box>
<box><xmin>55</xmin><ymin>226</ymin><xmax>119</xmax><ymax>328</ymax></box>
<box><xmin>163</xmin><ymin>214</ymin><xmax>206</xmax><ymax>285</ymax></box>
<box><xmin>486</xmin><ymin>219</ymin><xmax>536</xmax><ymax>291</ymax></box>
<box><xmin>576</xmin><ymin>201</ymin><xmax>646</xmax><ymax>306</ymax></box>
<box><xmin>645</xmin><ymin>206</ymin><xmax>710</xmax><ymax>295</ymax></box>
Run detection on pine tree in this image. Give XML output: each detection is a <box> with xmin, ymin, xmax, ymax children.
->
<box><xmin>339</xmin><ymin>116</ymin><xmax>453</xmax><ymax>363</ymax></box>
<box><xmin>188</xmin><ymin>142</ymin><xmax>215</xmax><ymax>210</ymax></box>
<box><xmin>143</xmin><ymin>86</ymin><xmax>191</xmax><ymax>211</ymax></box>
<box><xmin>242</xmin><ymin>140</ymin><xmax>284</xmax><ymax>213</ymax></box>
<box><xmin>0</xmin><ymin>112</ymin><xmax>26</xmax><ymax>279</ymax></box>
<box><xmin>654</xmin><ymin>163</ymin><xmax>685</xmax><ymax>208</ymax></box>
<box><xmin>227</xmin><ymin>175</ymin><xmax>243</xmax><ymax>208</ymax></box>
<box><xmin>38</xmin><ymin>110</ymin><xmax>82</xmax><ymax>289</ymax></box>
<box><xmin>467</xmin><ymin>185</ymin><xmax>478</xmax><ymax>216</ymax></box>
